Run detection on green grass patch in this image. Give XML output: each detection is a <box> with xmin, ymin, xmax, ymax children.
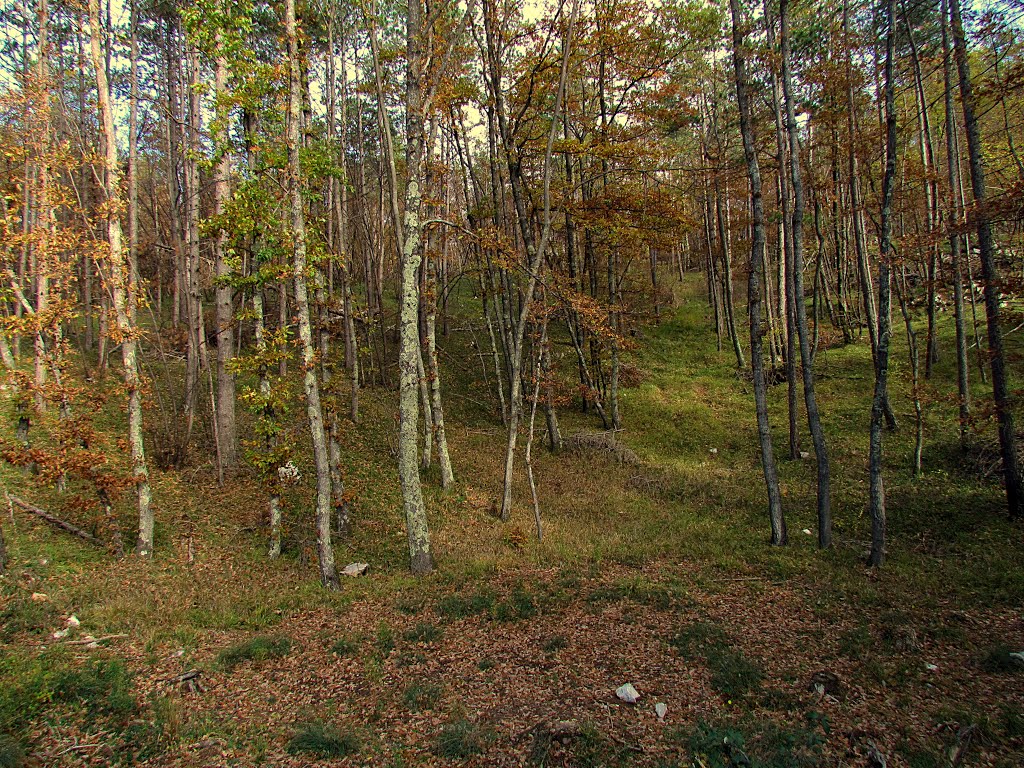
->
<box><xmin>541</xmin><ymin>635</ymin><xmax>567</xmax><ymax>654</ymax></box>
<box><xmin>403</xmin><ymin>622</ymin><xmax>443</xmax><ymax>644</ymax></box>
<box><xmin>330</xmin><ymin>635</ymin><xmax>360</xmax><ymax>657</ymax></box>
<box><xmin>669</xmin><ymin>621</ymin><xmax>729</xmax><ymax>656</ymax></box>
<box><xmin>494</xmin><ymin>583</ymin><xmax>538</xmax><ymax>622</ymax></box>
<box><xmin>402</xmin><ymin>681</ymin><xmax>443</xmax><ymax>711</ymax></box>
<box><xmin>0</xmin><ymin>735</ymin><xmax>23</xmax><ymax>768</ymax></box>
<box><xmin>437</xmin><ymin>589</ymin><xmax>496</xmax><ymax>619</ymax></box>
<box><xmin>373</xmin><ymin>623</ymin><xmax>395</xmax><ymax>659</ymax></box>
<box><xmin>434</xmin><ymin>718</ymin><xmax>490</xmax><ymax>759</ymax></box>
<box><xmin>285</xmin><ymin>722</ymin><xmax>360</xmax><ymax>758</ymax></box>
<box><xmin>670</xmin><ymin>621</ymin><xmax>763</xmax><ymax>699</ymax></box>
<box><xmin>687</xmin><ymin>712</ymin><xmax>828</xmax><ymax>768</ymax></box>
<box><xmin>216</xmin><ymin>635</ymin><xmax>292</xmax><ymax>671</ymax></box>
<box><xmin>586</xmin><ymin>577</ymin><xmax>677</xmax><ymax>610</ymax></box>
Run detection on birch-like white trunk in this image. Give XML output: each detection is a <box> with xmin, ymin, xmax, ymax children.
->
<box><xmin>87</xmin><ymin>0</ymin><xmax>153</xmax><ymax>556</ymax></box>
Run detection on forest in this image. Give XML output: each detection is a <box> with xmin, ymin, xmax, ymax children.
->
<box><xmin>0</xmin><ymin>0</ymin><xmax>1022</xmax><ymax>764</ymax></box>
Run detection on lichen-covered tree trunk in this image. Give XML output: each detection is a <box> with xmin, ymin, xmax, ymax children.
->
<box><xmin>213</xmin><ymin>50</ymin><xmax>237</xmax><ymax>470</ymax></box>
<box><xmin>286</xmin><ymin>0</ymin><xmax>339</xmax><ymax>588</ymax></box>
<box><xmin>87</xmin><ymin>0</ymin><xmax>153</xmax><ymax>557</ymax></box>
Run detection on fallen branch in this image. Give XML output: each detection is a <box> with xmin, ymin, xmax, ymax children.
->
<box><xmin>8</xmin><ymin>495</ymin><xmax>102</xmax><ymax>546</ymax></box>
<box><xmin>163</xmin><ymin>668</ymin><xmax>204</xmax><ymax>693</ymax></box>
<box><xmin>64</xmin><ymin>633</ymin><xmax>128</xmax><ymax>646</ymax></box>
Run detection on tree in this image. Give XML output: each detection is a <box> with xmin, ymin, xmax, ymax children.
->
<box><xmin>286</xmin><ymin>0</ymin><xmax>339</xmax><ymax>588</ymax></box>
<box><xmin>949</xmin><ymin>0</ymin><xmax>1023</xmax><ymax>519</ymax></box>
<box><xmin>730</xmin><ymin>0</ymin><xmax>786</xmax><ymax>546</ymax></box>
<box><xmin>86</xmin><ymin>0</ymin><xmax>153</xmax><ymax>557</ymax></box>
<box><xmin>867</xmin><ymin>0</ymin><xmax>898</xmax><ymax>568</ymax></box>
<box><xmin>780</xmin><ymin>0</ymin><xmax>830</xmax><ymax>548</ymax></box>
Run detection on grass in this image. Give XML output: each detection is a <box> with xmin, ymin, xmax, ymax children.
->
<box><xmin>436</xmin><ymin>589</ymin><xmax>496</xmax><ymax>619</ymax></box>
<box><xmin>671</xmin><ymin>621</ymin><xmax>764</xmax><ymax>699</ymax></box>
<box><xmin>285</xmin><ymin>722</ymin><xmax>360</xmax><ymax>758</ymax></box>
<box><xmin>216</xmin><ymin>635</ymin><xmax>292</xmax><ymax>671</ymax></box>
<box><xmin>403</xmin><ymin>621</ymin><xmax>443</xmax><ymax>644</ymax></box>
<box><xmin>687</xmin><ymin>713</ymin><xmax>829</xmax><ymax>768</ymax></box>
<box><xmin>541</xmin><ymin>635</ymin><xmax>567</xmax><ymax>654</ymax></box>
<box><xmin>0</xmin><ymin>735</ymin><xmax>23</xmax><ymax>768</ymax></box>
<box><xmin>2</xmin><ymin>275</ymin><xmax>1024</xmax><ymax>764</ymax></box>
<box><xmin>330</xmin><ymin>635</ymin><xmax>361</xmax><ymax>657</ymax></box>
<box><xmin>402</xmin><ymin>681</ymin><xmax>443</xmax><ymax>711</ymax></box>
<box><xmin>434</xmin><ymin>718</ymin><xmax>490</xmax><ymax>759</ymax></box>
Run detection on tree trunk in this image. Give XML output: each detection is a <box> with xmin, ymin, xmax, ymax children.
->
<box><xmin>731</xmin><ymin>0</ymin><xmax>786</xmax><ymax>545</ymax></box>
<box><xmin>942</xmin><ymin>0</ymin><xmax>970</xmax><ymax>447</ymax></box>
<box><xmin>950</xmin><ymin>0</ymin><xmax>1023</xmax><ymax>518</ymax></box>
<box><xmin>213</xmin><ymin>48</ymin><xmax>237</xmax><ymax>469</ymax></box>
<box><xmin>781</xmin><ymin>0</ymin><xmax>831</xmax><ymax>548</ymax></box>
<box><xmin>286</xmin><ymin>0</ymin><xmax>340</xmax><ymax>588</ymax></box>
<box><xmin>868</xmin><ymin>0</ymin><xmax>898</xmax><ymax>567</ymax></box>
<box><xmin>763</xmin><ymin>0</ymin><xmax>800</xmax><ymax>459</ymax></box>
<box><xmin>87</xmin><ymin>0</ymin><xmax>154</xmax><ymax>558</ymax></box>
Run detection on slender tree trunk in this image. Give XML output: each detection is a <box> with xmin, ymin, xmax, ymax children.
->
<box><xmin>367</xmin><ymin>0</ymin><xmax>434</xmax><ymax>572</ymax></box>
<box><xmin>286</xmin><ymin>0</ymin><xmax>339</xmax><ymax>588</ymax></box>
<box><xmin>214</xmin><ymin>48</ymin><xmax>237</xmax><ymax>469</ymax></box>
<box><xmin>425</xmin><ymin>252</ymin><xmax>454</xmax><ymax>488</ymax></box>
<box><xmin>87</xmin><ymin>0</ymin><xmax>154</xmax><ymax>557</ymax></box>
<box><xmin>868</xmin><ymin>0</ymin><xmax>898</xmax><ymax>567</ymax></box>
<box><xmin>764</xmin><ymin>1</ymin><xmax>799</xmax><ymax>459</ymax></box>
<box><xmin>731</xmin><ymin>0</ymin><xmax>786</xmax><ymax>545</ymax></box>
<box><xmin>782</xmin><ymin>0</ymin><xmax>831</xmax><ymax>548</ymax></box>
<box><xmin>950</xmin><ymin>0</ymin><xmax>1023</xmax><ymax>518</ymax></box>
<box><xmin>487</xmin><ymin>0</ymin><xmax>578</xmax><ymax>521</ymax></box>
<box><xmin>942</xmin><ymin>0</ymin><xmax>970</xmax><ymax>447</ymax></box>
<box><xmin>183</xmin><ymin>44</ymin><xmax>203</xmax><ymax>459</ymax></box>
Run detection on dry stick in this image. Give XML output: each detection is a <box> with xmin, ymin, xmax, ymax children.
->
<box><xmin>64</xmin><ymin>633</ymin><xmax>128</xmax><ymax>646</ymax></box>
<box><xmin>8</xmin><ymin>495</ymin><xmax>103</xmax><ymax>546</ymax></box>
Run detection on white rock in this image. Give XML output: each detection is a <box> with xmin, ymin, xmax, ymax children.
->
<box><xmin>53</xmin><ymin>628</ymin><xmax>70</xmax><ymax>640</ymax></box>
<box><xmin>655</xmin><ymin>702</ymin><xmax>667</xmax><ymax>721</ymax></box>
<box><xmin>802</xmin><ymin>528</ymin><xmax>812</xmax><ymax>535</ymax></box>
<box><xmin>66</xmin><ymin>615</ymin><xmax>80</xmax><ymax>628</ymax></box>
<box><xmin>341</xmin><ymin>562</ymin><xmax>369</xmax><ymax>577</ymax></box>
<box><xmin>800</xmin><ymin>451</ymin><xmax>810</xmax><ymax>460</ymax></box>
<box><xmin>616</xmin><ymin>683</ymin><xmax>640</xmax><ymax>704</ymax></box>
<box><xmin>709</xmin><ymin>448</ymin><xmax>718</xmax><ymax>455</ymax></box>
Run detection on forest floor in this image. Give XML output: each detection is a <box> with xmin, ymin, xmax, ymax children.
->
<box><xmin>1</xmin><ymin>277</ymin><xmax>1023</xmax><ymax>767</ymax></box>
